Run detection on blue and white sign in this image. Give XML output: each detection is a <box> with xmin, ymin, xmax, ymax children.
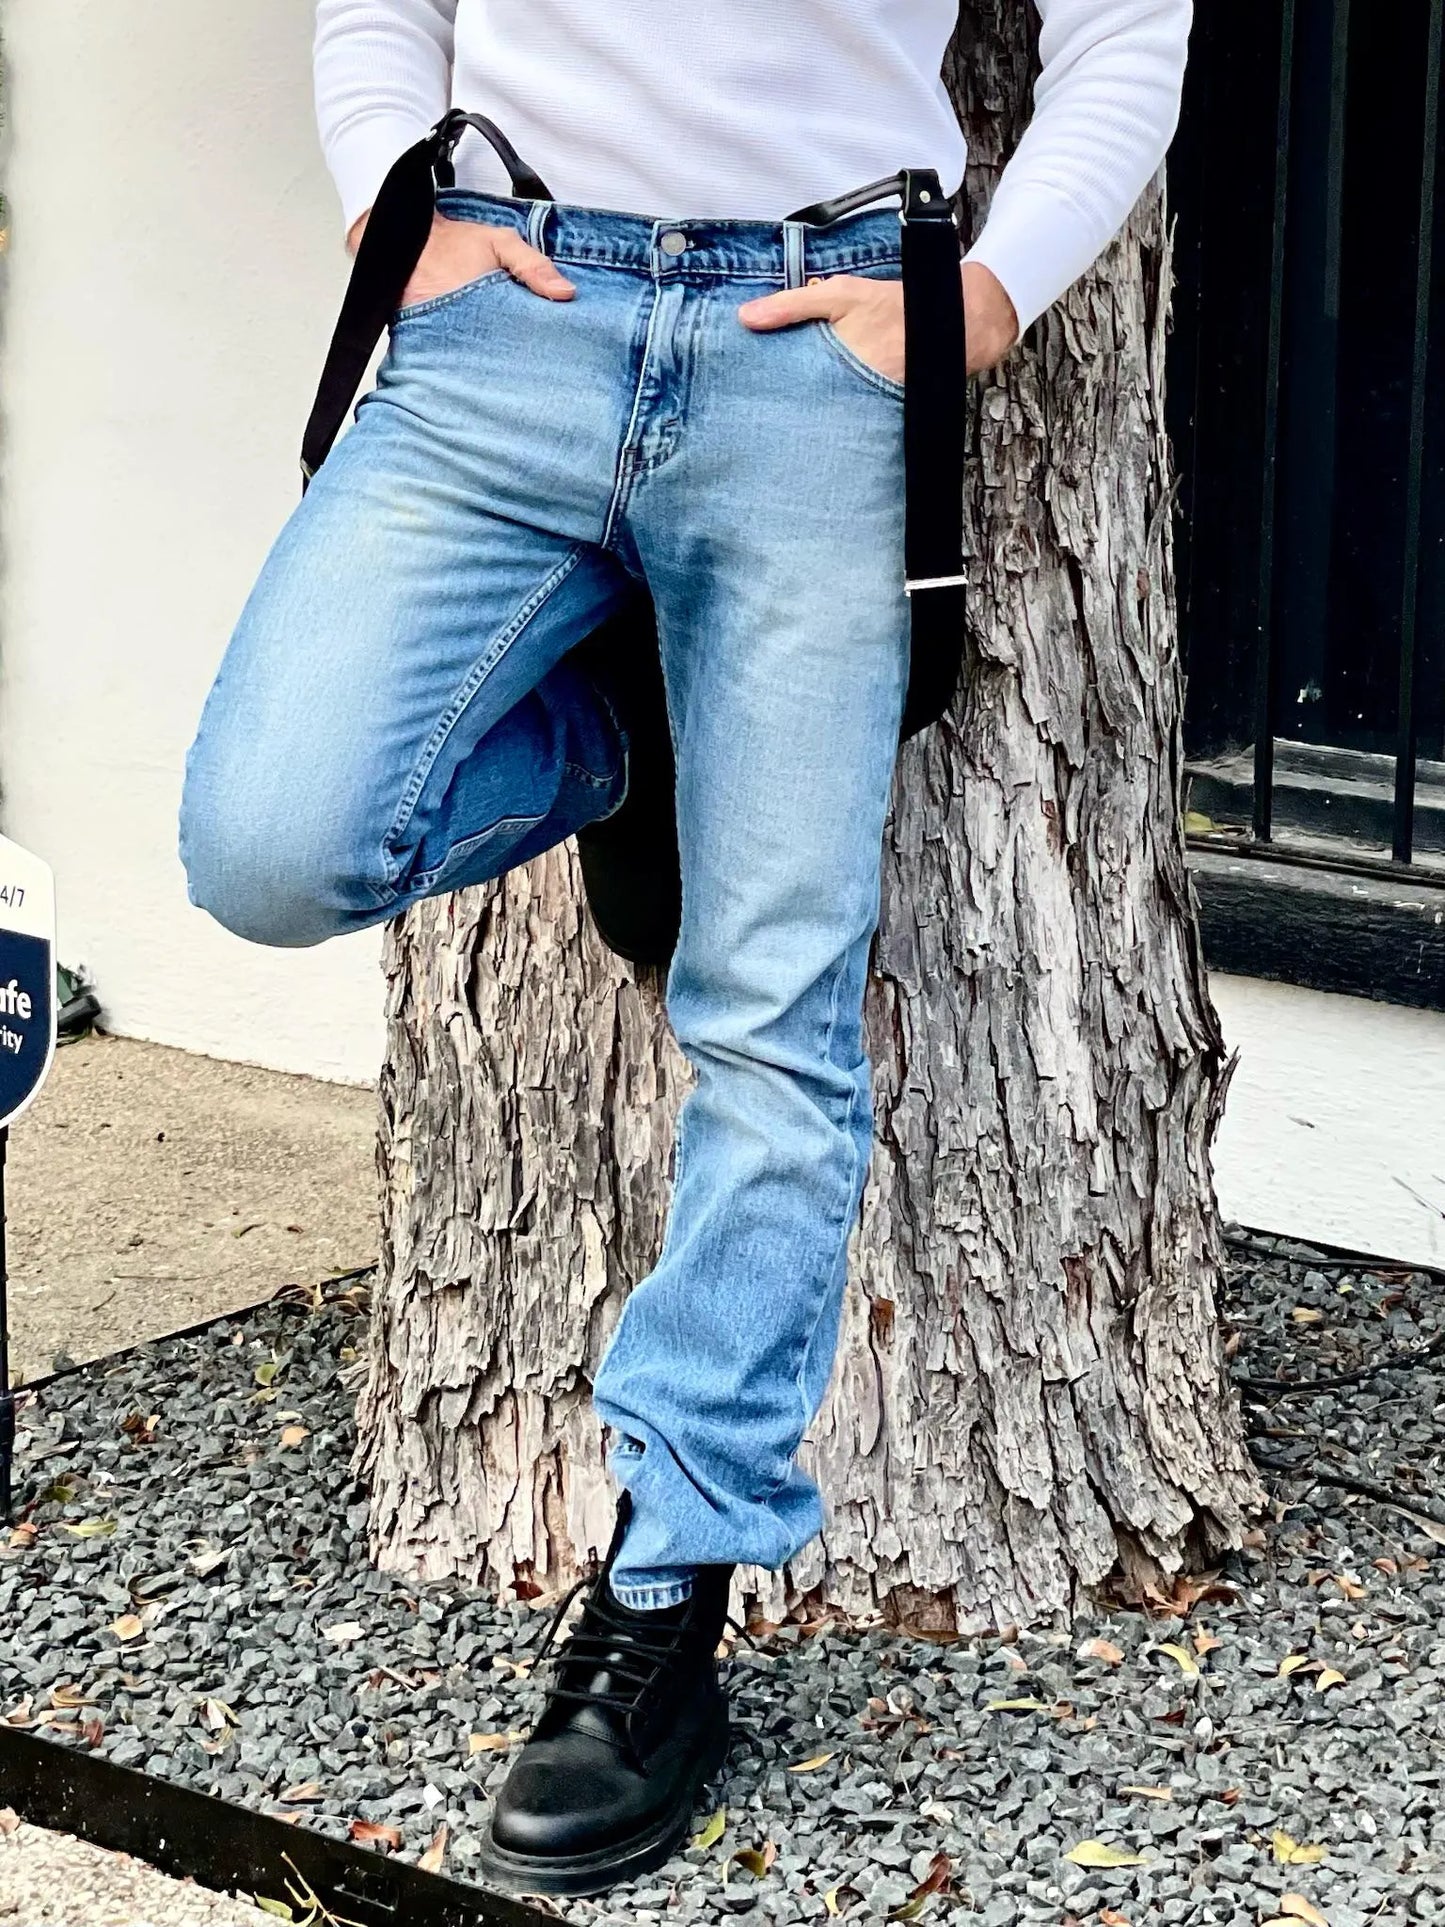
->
<box><xmin>0</xmin><ymin>835</ymin><xmax>57</xmax><ymax>1131</ymax></box>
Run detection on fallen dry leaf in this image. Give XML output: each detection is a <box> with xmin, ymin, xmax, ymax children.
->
<box><xmin>910</xmin><ymin>1854</ymin><xmax>952</xmax><ymax>1902</ymax></box>
<box><xmin>787</xmin><ymin>1752</ymin><xmax>835</xmax><ymax>1772</ymax></box>
<box><xmin>349</xmin><ymin>1819</ymin><xmax>404</xmax><ymax>1853</ymax></box>
<box><xmin>823</xmin><ymin>1889</ymin><xmax>842</xmax><ymax>1917</ymax></box>
<box><xmin>279</xmin><ymin>1426</ymin><xmax>310</xmax><ymax>1449</ymax></box>
<box><xmin>279</xmin><ymin>1782</ymin><xmax>322</xmax><ymax>1805</ymax></box>
<box><xmin>419</xmin><ymin>1825</ymin><xmax>448</xmax><ymax>1875</ymax></box>
<box><xmin>1077</xmin><ymin>1637</ymin><xmax>1125</xmax><ymax>1666</ymax></box>
<box><xmin>1315</xmin><ymin>1668</ymin><xmax>1346</xmax><ymax>1693</ymax></box>
<box><xmin>82</xmin><ymin>1717</ymin><xmax>104</xmax><ymax>1748</ymax></box>
<box><xmin>732</xmin><ymin>1843</ymin><xmax>776</xmax><ymax>1879</ymax></box>
<box><xmin>1064</xmin><ymin>1841</ymin><xmax>1145</xmax><ymax>1868</ymax></box>
<box><xmin>62</xmin><ymin>1519</ymin><xmax>117</xmax><ymax>1541</ymax></box>
<box><xmin>1279</xmin><ymin>1896</ymin><xmax>1329</xmax><ymax>1927</ymax></box>
<box><xmin>1273</xmin><ymin>1830</ymin><xmax>1327</xmax><ymax>1867</ymax></box>
<box><xmin>468</xmin><ymin>1730</ymin><xmax>525</xmax><ymax>1754</ymax></box>
<box><xmin>1332</xmin><ymin>1573</ymin><xmax>1366</xmax><ymax>1602</ymax></box>
<box><xmin>1119</xmin><ymin>1785</ymin><xmax>1173</xmax><ymax>1802</ymax></box>
<box><xmin>8</xmin><ymin>1523</ymin><xmax>37</xmax><ymax>1552</ymax></box>
<box><xmin>986</xmin><ymin>1697</ymin><xmax>1049</xmax><ymax>1713</ymax></box>
<box><xmin>1278</xmin><ymin>1654</ymin><xmax>1313</xmax><ymax>1678</ymax></box>
<box><xmin>109</xmin><ymin>1615</ymin><xmax>144</xmax><ymax>1645</ymax></box>
<box><xmin>1099</xmin><ymin>1913</ymin><xmax>1130</xmax><ymax>1927</ymax></box>
<box><xmin>1291</xmin><ymin>1307</ymin><xmax>1325</xmax><ymax>1325</ymax></box>
<box><xmin>691</xmin><ymin>1808</ymin><xmax>726</xmax><ymax>1851</ymax></box>
<box><xmin>1193</xmin><ymin>1630</ymin><xmax>1223</xmax><ymax>1657</ymax></box>
<box><xmin>1155</xmin><ymin>1642</ymin><xmax>1201</xmax><ymax>1678</ymax></box>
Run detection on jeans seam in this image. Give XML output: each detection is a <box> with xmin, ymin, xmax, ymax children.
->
<box><xmin>376</xmin><ymin>545</ymin><xmax>588</xmax><ymax>898</ymax></box>
<box><xmin>602</xmin><ymin>285</ymin><xmax>663</xmax><ymax>551</ymax></box>
<box><xmin>754</xmin><ymin>945</ymin><xmax>865</xmax><ymax>1508</ymax></box>
<box><xmin>405</xmin><ymin>814</ymin><xmax>543</xmax><ymax>897</ymax></box>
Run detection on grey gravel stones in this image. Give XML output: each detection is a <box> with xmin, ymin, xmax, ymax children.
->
<box><xmin>0</xmin><ymin>1233</ymin><xmax>1440</xmax><ymax>1924</ymax></box>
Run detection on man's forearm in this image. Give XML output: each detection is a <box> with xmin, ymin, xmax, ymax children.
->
<box><xmin>315</xmin><ymin>0</ymin><xmax>459</xmax><ymax>237</ymax></box>
<box><xmin>964</xmin><ymin>0</ymin><xmax>1193</xmax><ymax>336</ymax></box>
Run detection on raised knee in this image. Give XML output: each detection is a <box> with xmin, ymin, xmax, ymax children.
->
<box><xmin>180</xmin><ymin>774</ymin><xmax>359</xmax><ymax>949</ymax></box>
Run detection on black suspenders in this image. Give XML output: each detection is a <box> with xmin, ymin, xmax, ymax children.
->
<box><xmin>300</xmin><ymin>110</ymin><xmax>968</xmax><ymax>739</ymax></box>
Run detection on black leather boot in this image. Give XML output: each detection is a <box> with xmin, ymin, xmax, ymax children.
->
<box><xmin>571</xmin><ymin>598</ymin><xmax>682</xmax><ymax>970</ymax></box>
<box><xmin>479</xmin><ymin>1505</ymin><xmax>732</xmax><ymax>1897</ymax></box>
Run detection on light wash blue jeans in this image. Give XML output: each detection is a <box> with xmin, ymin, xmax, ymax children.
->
<box><xmin>181</xmin><ymin>194</ymin><xmax>909</xmax><ymax>1608</ymax></box>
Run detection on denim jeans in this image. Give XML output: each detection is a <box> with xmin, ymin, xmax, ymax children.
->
<box><xmin>181</xmin><ymin>192</ymin><xmax>909</xmax><ymax>1608</ymax></box>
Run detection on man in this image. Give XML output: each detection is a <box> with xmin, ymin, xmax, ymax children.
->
<box><xmin>181</xmin><ymin>0</ymin><xmax>1191</xmax><ymax>1896</ymax></box>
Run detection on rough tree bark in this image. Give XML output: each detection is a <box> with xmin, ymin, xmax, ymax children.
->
<box><xmin>357</xmin><ymin>0</ymin><xmax>1264</xmax><ymax>1632</ymax></box>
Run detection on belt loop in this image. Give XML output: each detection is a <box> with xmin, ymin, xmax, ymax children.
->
<box><xmin>782</xmin><ymin>220</ymin><xmax>807</xmax><ymax>291</ymax></box>
<box><xmin>526</xmin><ymin>199</ymin><xmax>554</xmax><ymax>255</ymax></box>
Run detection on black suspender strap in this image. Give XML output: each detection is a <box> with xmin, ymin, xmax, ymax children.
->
<box><xmin>299</xmin><ymin>112</ymin><xmax>553</xmax><ymax>487</ymax></box>
<box><xmin>788</xmin><ymin>170</ymin><xmax>968</xmax><ymax>738</ymax></box>
<box><xmin>299</xmin><ymin>129</ymin><xmax>967</xmax><ymax>736</ymax></box>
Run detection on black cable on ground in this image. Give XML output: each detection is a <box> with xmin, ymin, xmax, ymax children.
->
<box><xmin>1236</xmin><ymin>1325</ymin><xmax>1445</xmax><ymax>1395</ymax></box>
<box><xmin>1250</xmin><ymin>1444</ymin><xmax>1445</xmax><ymax>1532</ymax></box>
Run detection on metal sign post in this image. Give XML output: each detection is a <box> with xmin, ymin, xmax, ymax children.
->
<box><xmin>0</xmin><ymin>835</ymin><xmax>59</xmax><ymax>1523</ymax></box>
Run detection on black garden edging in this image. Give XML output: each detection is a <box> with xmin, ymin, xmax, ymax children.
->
<box><xmin>0</xmin><ymin>1723</ymin><xmax>544</xmax><ymax>1927</ymax></box>
<box><xmin>1189</xmin><ymin>837</ymin><xmax>1445</xmax><ymax>1010</ymax></box>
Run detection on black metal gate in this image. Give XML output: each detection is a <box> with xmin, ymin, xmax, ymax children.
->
<box><xmin>1172</xmin><ymin>0</ymin><xmax>1445</xmax><ymax>872</ymax></box>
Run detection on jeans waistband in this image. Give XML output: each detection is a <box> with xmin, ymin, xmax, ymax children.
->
<box><xmin>436</xmin><ymin>190</ymin><xmax>903</xmax><ymax>285</ymax></box>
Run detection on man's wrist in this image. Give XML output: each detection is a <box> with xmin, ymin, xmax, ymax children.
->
<box><xmin>962</xmin><ymin>261</ymin><xmax>1020</xmax><ymax>369</ymax></box>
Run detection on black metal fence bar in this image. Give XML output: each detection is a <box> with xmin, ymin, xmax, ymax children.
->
<box><xmin>1177</xmin><ymin>0</ymin><xmax>1445</xmax><ymax>886</ymax></box>
<box><xmin>1395</xmin><ymin>0</ymin><xmax>1444</xmax><ymax>862</ymax></box>
<box><xmin>1252</xmin><ymin>0</ymin><xmax>1299</xmax><ymax>844</ymax></box>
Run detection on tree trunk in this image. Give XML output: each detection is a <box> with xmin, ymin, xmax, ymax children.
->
<box><xmin>358</xmin><ymin>0</ymin><xmax>1264</xmax><ymax>1632</ymax></box>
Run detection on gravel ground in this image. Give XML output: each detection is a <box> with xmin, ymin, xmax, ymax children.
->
<box><xmin>0</xmin><ymin>1815</ymin><xmax>265</xmax><ymax>1924</ymax></box>
<box><xmin>0</xmin><ymin>1235</ymin><xmax>1439</xmax><ymax>1927</ymax></box>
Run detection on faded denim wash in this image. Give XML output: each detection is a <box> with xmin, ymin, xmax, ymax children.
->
<box><xmin>181</xmin><ymin>193</ymin><xmax>910</xmax><ymax>1607</ymax></box>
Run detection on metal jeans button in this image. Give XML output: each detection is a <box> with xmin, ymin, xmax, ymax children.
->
<box><xmin>659</xmin><ymin>230</ymin><xmax>688</xmax><ymax>257</ymax></box>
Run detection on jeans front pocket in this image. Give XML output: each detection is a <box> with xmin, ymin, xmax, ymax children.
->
<box><xmin>815</xmin><ymin>319</ymin><xmax>907</xmax><ymax>403</ymax></box>
<box><xmin>392</xmin><ymin>266</ymin><xmax>513</xmax><ymax>327</ymax></box>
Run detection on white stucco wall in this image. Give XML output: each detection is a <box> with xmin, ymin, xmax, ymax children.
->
<box><xmin>0</xmin><ymin>0</ymin><xmax>384</xmax><ymax>1085</ymax></box>
<box><xmin>1210</xmin><ymin>973</ymin><xmax>1445</xmax><ymax>1272</ymax></box>
<box><xmin>0</xmin><ymin>4</ymin><xmax>1440</xmax><ymax>1266</ymax></box>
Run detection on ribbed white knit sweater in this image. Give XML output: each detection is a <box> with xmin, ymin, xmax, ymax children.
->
<box><xmin>314</xmin><ymin>0</ymin><xmax>1191</xmax><ymax>332</ymax></box>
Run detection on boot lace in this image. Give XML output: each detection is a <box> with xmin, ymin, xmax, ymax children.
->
<box><xmin>534</xmin><ymin>1575</ymin><xmax>695</xmax><ymax>1731</ymax></box>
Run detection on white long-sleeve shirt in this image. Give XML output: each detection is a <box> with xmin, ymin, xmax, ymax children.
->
<box><xmin>314</xmin><ymin>0</ymin><xmax>1191</xmax><ymax>333</ymax></box>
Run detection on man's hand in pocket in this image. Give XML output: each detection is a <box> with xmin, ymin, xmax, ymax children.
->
<box><xmin>738</xmin><ymin>261</ymin><xmax>1018</xmax><ymax>379</ymax></box>
<box><xmin>349</xmin><ymin>210</ymin><xmax>576</xmax><ymax>307</ymax></box>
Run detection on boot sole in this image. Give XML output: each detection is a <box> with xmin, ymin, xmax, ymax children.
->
<box><xmin>475</xmin><ymin>1712</ymin><xmax>730</xmax><ymax>1899</ymax></box>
